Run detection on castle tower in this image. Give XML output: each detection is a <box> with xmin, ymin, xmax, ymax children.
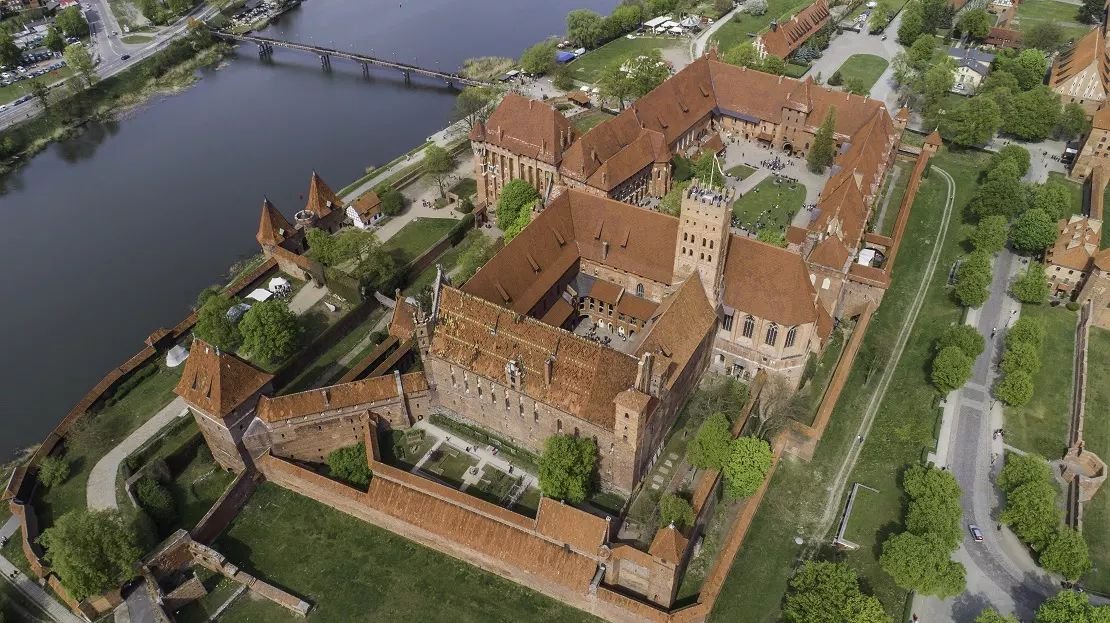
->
<box><xmin>672</xmin><ymin>184</ymin><xmax>731</xmax><ymax>299</ymax></box>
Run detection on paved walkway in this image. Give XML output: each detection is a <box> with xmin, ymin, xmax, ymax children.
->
<box><xmin>691</xmin><ymin>7</ymin><xmax>740</xmax><ymax>58</ymax></box>
<box><xmin>987</xmin><ymin>136</ymin><xmax>1070</xmax><ymax>185</ymax></box>
<box><xmin>410</xmin><ymin>421</ymin><xmax>538</xmax><ymax>506</ymax></box>
<box><xmin>87</xmin><ymin>396</ymin><xmax>189</xmax><ymax>511</ymax></box>
<box><xmin>0</xmin><ymin>517</ymin><xmax>82</xmax><ymax>623</ymax></box>
<box><xmin>807</xmin><ymin>23</ymin><xmax>904</xmax><ymax>113</ymax></box>
<box><xmin>287</xmin><ymin>282</ymin><xmax>329</xmax><ymax>315</ymax></box>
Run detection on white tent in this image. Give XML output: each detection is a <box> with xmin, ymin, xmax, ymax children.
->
<box><xmin>858</xmin><ymin>248</ymin><xmax>877</xmax><ymax>266</ymax></box>
<box><xmin>166</xmin><ymin>345</ymin><xmax>189</xmax><ymax>368</ymax></box>
<box><xmin>644</xmin><ymin>15</ymin><xmax>671</xmax><ymax>28</ymax></box>
<box><xmin>679</xmin><ymin>16</ymin><xmax>700</xmax><ymax>28</ymax></box>
<box><xmin>268</xmin><ymin>276</ymin><xmax>290</xmax><ymax>291</ymax></box>
<box><xmin>669</xmin><ymin>25</ymin><xmax>685</xmax><ymax>34</ymax></box>
<box><xmin>246</xmin><ymin>288</ymin><xmax>273</xmax><ymax>302</ymax></box>
<box><xmin>226</xmin><ymin>302</ymin><xmax>252</xmax><ymax>322</ymax></box>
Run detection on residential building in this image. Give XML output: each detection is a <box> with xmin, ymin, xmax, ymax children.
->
<box><xmin>1046</xmin><ymin>215</ymin><xmax>1103</xmax><ymax>296</ymax></box>
<box><xmin>948</xmin><ymin>47</ymin><xmax>994</xmax><ymax>94</ymax></box>
<box><xmin>347</xmin><ymin>190</ymin><xmax>382</xmax><ymax>229</ymax></box>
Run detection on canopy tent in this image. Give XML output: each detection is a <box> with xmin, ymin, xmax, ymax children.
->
<box><xmin>661</xmin><ymin>20</ymin><xmax>679</xmax><ymax>28</ymax></box>
<box><xmin>555</xmin><ymin>51</ymin><xmax>576</xmax><ymax>64</ymax></box>
<box><xmin>268</xmin><ymin>276</ymin><xmax>290</xmax><ymax>291</ymax></box>
<box><xmin>643</xmin><ymin>15</ymin><xmax>671</xmax><ymax>28</ymax></box>
<box><xmin>669</xmin><ymin>26</ymin><xmax>684</xmax><ymax>34</ymax></box>
<box><xmin>246</xmin><ymin>288</ymin><xmax>273</xmax><ymax>302</ymax></box>
<box><xmin>166</xmin><ymin>345</ymin><xmax>189</xmax><ymax>368</ymax></box>
<box><xmin>679</xmin><ymin>16</ymin><xmax>699</xmax><ymax>28</ymax></box>
<box><xmin>226</xmin><ymin>302</ymin><xmax>252</xmax><ymax>322</ymax></box>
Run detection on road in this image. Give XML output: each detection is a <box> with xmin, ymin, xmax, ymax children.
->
<box><xmin>0</xmin><ymin>2</ymin><xmax>218</xmax><ymax>130</ymax></box>
<box><xmin>916</xmin><ymin>245</ymin><xmax>1056</xmax><ymax>622</ymax></box>
<box><xmin>806</xmin><ymin>12</ymin><xmax>905</xmax><ymax>113</ymax></box>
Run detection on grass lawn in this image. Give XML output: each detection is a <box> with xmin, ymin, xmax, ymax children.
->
<box><xmin>791</xmin><ymin>328</ymin><xmax>847</xmax><ymax>427</ymax></box>
<box><xmin>1083</xmin><ymin>326</ymin><xmax>1110</xmax><ymax>592</ymax></box>
<box><xmin>420</xmin><ymin>445</ymin><xmax>479</xmax><ymax>488</ymax></box>
<box><xmin>381</xmin><ymin>217</ymin><xmax>458</xmax><ymax>266</ymax></box>
<box><xmin>1013</xmin><ymin>0</ymin><xmax>1093</xmax><ymax>43</ymax></box>
<box><xmin>1</xmin><ymin>533</ymin><xmax>34</xmax><ymax>580</ymax></box>
<box><xmin>840</xmin><ymin>486</ymin><xmax>880</xmax><ymax>545</ymax></box>
<box><xmin>726</xmin><ymin>164</ymin><xmax>756</xmax><ymax>180</ymax></box>
<box><xmin>215</xmin><ymin>483</ymin><xmax>601</xmax><ymax>623</ymax></box>
<box><xmin>568</xmin><ymin>36</ymin><xmax>680</xmax><ymax>83</ymax></box>
<box><xmin>449</xmin><ymin>177</ymin><xmax>477</xmax><ymax>199</ymax></box>
<box><xmin>277</xmin><ymin>307</ymin><xmax>388</xmax><ymax>394</ymax></box>
<box><xmin>467</xmin><ymin>466</ymin><xmax>521</xmax><ymax>506</ymax></box>
<box><xmin>172</xmin><ymin>572</ymin><xmax>242</xmax><ymax>623</ymax></box>
<box><xmin>710</xmin><ymin>148</ymin><xmax>985</xmax><ymax>622</ymax></box>
<box><xmin>166</xmin><ymin>442</ymin><xmax>236</xmax><ymax>530</ymax></box>
<box><xmin>712</xmin><ymin>0</ymin><xmax>815</xmax><ymax>52</ymax></box>
<box><xmin>383</xmin><ymin>429</ymin><xmax>438</xmax><ymax>470</ymax></box>
<box><xmin>404</xmin><ymin>230</ymin><xmax>489</xmax><ymax>296</ymax></box>
<box><xmin>731</xmin><ymin>175</ymin><xmax>806</xmax><ymax>231</ymax></box>
<box><xmin>571</xmin><ymin>109</ymin><xmax>615</xmax><ymax>133</ymax></box>
<box><xmin>874</xmin><ymin>160</ymin><xmax>914</xmax><ymax>236</ymax></box>
<box><xmin>0</xmin><ymin>66</ymin><xmax>76</xmax><ymax>105</ymax></box>
<box><xmin>120</xmin><ymin>34</ymin><xmax>154</xmax><ymax>44</ymax></box>
<box><xmin>0</xmin><ymin>581</ymin><xmax>52</xmax><ymax>623</ymax></box>
<box><xmin>34</xmin><ymin>362</ymin><xmax>183</xmax><ymax>528</ymax></box>
<box><xmin>834</xmin><ymin>54</ymin><xmax>889</xmax><ymax>93</ymax></box>
<box><xmin>1004</xmin><ymin>304</ymin><xmax>1076</xmax><ymax>459</ymax></box>
<box><xmin>1047</xmin><ymin>172</ymin><xmax>1085</xmax><ymax>217</ymax></box>
<box><xmin>513</xmin><ymin>487</ymin><xmax>542</xmax><ymax>517</ymax></box>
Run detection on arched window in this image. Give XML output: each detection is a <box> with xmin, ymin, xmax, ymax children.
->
<box><xmin>785</xmin><ymin>326</ymin><xmax>797</xmax><ymax>348</ymax></box>
<box><xmin>765</xmin><ymin>323</ymin><xmax>778</xmax><ymax>346</ymax></box>
<box><xmin>742</xmin><ymin>315</ymin><xmax>755</xmax><ymax>338</ymax></box>
<box><xmin>636</xmin><ymin>283</ymin><xmax>645</xmax><ymax>297</ymax></box>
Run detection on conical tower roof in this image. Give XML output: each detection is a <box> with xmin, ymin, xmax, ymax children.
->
<box><xmin>305</xmin><ymin>170</ymin><xmax>341</xmax><ymax>218</ymax></box>
<box><xmin>256</xmin><ymin>198</ymin><xmax>292</xmax><ymax>246</ymax></box>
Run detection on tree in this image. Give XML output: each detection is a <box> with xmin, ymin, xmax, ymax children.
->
<box><xmin>1057</xmin><ymin>102</ymin><xmax>1091</xmax><ymax>140</ymax></box>
<box><xmin>746</xmin><ymin>0</ymin><xmax>768</xmax><ymax>14</ymax></box>
<box><xmin>623</xmin><ymin>49</ymin><xmax>671</xmax><ymax>98</ymax></box>
<box><xmin>998</xmin><ymin>49</ymin><xmax>1048</xmax><ymax>91</ymax></box>
<box><xmin>922</xmin><ymin>60</ymin><xmax>956</xmax><ymax>116</ymax></box>
<box><xmin>723</xmin><ymin>42</ymin><xmax>761</xmax><ymax>69</ymax></box>
<box><xmin>0</xmin><ymin>32</ymin><xmax>19</xmax><ymax>68</ymax></box>
<box><xmin>194</xmin><ymin>294</ymin><xmax>241</xmax><ymax>351</ymax></box>
<box><xmin>761</xmin><ymin>54</ymin><xmax>788</xmax><ymax>76</ymax></box>
<box><xmin>454</xmin><ymin>234</ymin><xmax>497</xmax><ymax>283</ymax></box>
<box><xmin>496</xmin><ymin>179</ymin><xmax>540</xmax><ymax>230</ymax></box>
<box><xmin>897</xmin><ymin>8</ymin><xmax>925</xmax><ymax>45</ymax></box>
<box><xmin>502</xmin><ymin>204</ymin><xmax>532</xmax><ymax>242</ymax></box>
<box><xmin>972</xmin><ymin>173</ymin><xmax>1026</xmax><ymax>219</ymax></box>
<box><xmin>723</xmin><ymin>436</ymin><xmax>773</xmax><ymax>498</ymax></box>
<box><xmin>29</xmin><ymin>79</ymin><xmax>50</xmax><ymax>114</ymax></box>
<box><xmin>552</xmin><ymin>64</ymin><xmax>575</xmax><ymax>90</ymax></box>
<box><xmin>1002</xmin><ymin>340</ymin><xmax>1041</xmax><ymax>375</ymax></box>
<box><xmin>869</xmin><ymin>0</ymin><xmax>896</xmax><ymax>32</ymax></box>
<box><xmin>135</xmin><ymin>476</ymin><xmax>175</xmax><ymax>527</ymax></box>
<box><xmin>1077</xmin><ymin>0</ymin><xmax>1104</xmax><ymax>23</ymax></box>
<box><xmin>598</xmin><ymin>63</ymin><xmax>635</xmax><ymax>109</ymax></box>
<box><xmin>423</xmin><ymin>144</ymin><xmax>454</xmax><ymax>198</ymax></box>
<box><xmin>1002</xmin><ymin>477</ymin><xmax>1060</xmax><ymax>549</ymax></box>
<box><xmin>999</xmin><ymin>453</ymin><xmax>1053</xmax><ymax>492</ymax></box>
<box><xmin>538</xmin><ymin>434</ymin><xmax>597</xmax><ymax>503</ymax></box>
<box><xmin>993</xmin><ymin>144</ymin><xmax>1032</xmax><ymax>177</ymax></box>
<box><xmin>567</xmin><ymin>9</ymin><xmax>605</xmax><ymax>48</ymax></box>
<box><xmin>757</xmin><ymin>228</ymin><xmax>788</xmax><ymax>247</ymax></box>
<box><xmin>958</xmin><ymin>9</ymin><xmax>991</xmax><ymax>40</ymax></box>
<box><xmin>879</xmin><ymin>532</ymin><xmax>967</xmax><ymax>597</ymax></box>
<box><xmin>1003</xmin><ymin>87</ymin><xmax>1061</xmax><ymax>141</ymax></box>
<box><xmin>997</xmin><ymin>369</ymin><xmax>1035</xmax><ymax>407</ymax></box>
<box><xmin>376</xmin><ymin>184</ymin><xmax>405</xmax><ymax>217</ymax></box>
<box><xmin>452</xmin><ymin>86</ymin><xmax>497</xmax><ymax>129</ymax></box>
<box><xmin>944</xmin><ymin>96</ymin><xmax>1001</xmax><ymax>146</ymax></box>
<box><xmin>56</xmin><ymin>6</ymin><xmax>91</xmax><ymax>38</ymax></box>
<box><xmin>975</xmin><ymin>610</ymin><xmax>1020</xmax><ymax>623</ymax></box>
<box><xmin>1007</xmin><ymin>316</ymin><xmax>1047</xmax><ymax>350</ymax></box>
<box><xmin>38</xmin><ymin>510</ymin><xmax>141</xmax><ymax>602</ymax></box>
<box><xmin>843</xmin><ymin>77</ymin><xmax>870</xmax><ymax>96</ymax></box>
<box><xmin>954</xmin><ymin>251</ymin><xmax>993</xmax><ymax>308</ymax></box>
<box><xmin>44</xmin><ymin>26</ymin><xmax>66</xmax><ymax>53</ymax></box>
<box><xmin>520</xmin><ymin>40</ymin><xmax>557</xmax><ymax>75</ymax></box>
<box><xmin>658</xmin><ymin>494</ymin><xmax>695</xmax><ymax>529</ymax></box>
<box><xmin>1011</xmin><ymin>262</ymin><xmax>1050</xmax><ymax>304</ymax></box>
<box><xmin>808</xmin><ymin>108</ymin><xmax>837</xmax><ymax>173</ymax></box>
<box><xmin>1040</xmin><ymin>527</ymin><xmax>1090</xmax><ymax>580</ymax></box>
<box><xmin>1032</xmin><ymin>181</ymin><xmax>1074</xmax><ymax>221</ymax></box>
<box><xmin>687</xmin><ymin>412</ymin><xmax>732</xmax><ymax>469</ymax></box>
<box><xmin>971</xmin><ymin>215</ymin><xmax>1010</xmax><ymax>253</ymax></box>
<box><xmin>1024</xmin><ymin>21</ymin><xmax>1065</xmax><ymax>52</ymax></box>
<box><xmin>327</xmin><ymin>443</ymin><xmax>371</xmax><ymax>487</ymax></box>
<box><xmin>1011</xmin><ymin>208</ymin><xmax>1058</xmax><ymax>254</ymax></box>
<box><xmin>64</xmin><ymin>44</ymin><xmax>97</xmax><ymax>89</ymax></box>
<box><xmin>38</xmin><ymin>456</ymin><xmax>71</xmax><ymax>488</ymax></box>
<box><xmin>903</xmin><ymin>464</ymin><xmax>964</xmax><ymax>548</ymax></box>
<box><xmin>938</xmin><ymin>324</ymin><xmax>985</xmax><ymax>359</ymax></box>
<box><xmin>907</xmin><ymin>34</ymin><xmax>939</xmax><ymax>70</ymax></box>
<box><xmin>239</xmin><ymin>299</ymin><xmax>301</xmax><ymax>364</ymax></box>
<box><xmin>1035</xmin><ymin>590</ymin><xmax>1110</xmax><ymax>622</ymax></box>
<box><xmin>783</xmin><ymin>561</ymin><xmax>891</xmax><ymax>623</ymax></box>
<box><xmin>931</xmin><ymin>346</ymin><xmax>973</xmax><ymax>393</ymax></box>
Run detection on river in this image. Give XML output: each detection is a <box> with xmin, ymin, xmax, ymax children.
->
<box><xmin>0</xmin><ymin>0</ymin><xmax>614</xmax><ymax>458</ymax></box>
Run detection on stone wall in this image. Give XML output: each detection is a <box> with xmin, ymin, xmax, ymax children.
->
<box><xmin>190</xmin><ymin>470</ymin><xmax>261</xmax><ymax>545</ymax></box>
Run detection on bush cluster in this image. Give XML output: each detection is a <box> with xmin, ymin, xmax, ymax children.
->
<box><xmin>929</xmin><ymin>324</ymin><xmax>984</xmax><ymax>393</ymax></box>
<box><xmin>995</xmin><ymin>316</ymin><xmax>1044</xmax><ymax>407</ymax></box>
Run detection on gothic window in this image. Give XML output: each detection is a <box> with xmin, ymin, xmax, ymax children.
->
<box><xmin>723</xmin><ymin>314</ymin><xmax>734</xmax><ymax>331</ymax></box>
<box><xmin>743</xmin><ymin>315</ymin><xmax>755</xmax><ymax>338</ymax></box>
<box><xmin>636</xmin><ymin>283</ymin><xmax>645</xmax><ymax>297</ymax></box>
<box><xmin>785</xmin><ymin>326</ymin><xmax>797</xmax><ymax>348</ymax></box>
<box><xmin>765</xmin><ymin>323</ymin><xmax>779</xmax><ymax>346</ymax></box>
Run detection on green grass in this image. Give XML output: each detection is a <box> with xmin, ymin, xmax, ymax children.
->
<box><xmin>449</xmin><ymin>177</ymin><xmax>477</xmax><ymax>198</ymax></box>
<box><xmin>834</xmin><ymin>54</ymin><xmax>889</xmax><ymax>93</ymax></box>
<box><xmin>571</xmin><ymin>109</ymin><xmax>615</xmax><ymax>133</ymax></box>
<box><xmin>1046</xmin><ymin>172</ymin><xmax>1085</xmax><ymax>217</ymax></box>
<box><xmin>420</xmin><ymin>445</ymin><xmax>479</xmax><ymax>488</ymax></box>
<box><xmin>215</xmin><ymin>483</ymin><xmax>601</xmax><ymax>623</ymax></box>
<box><xmin>1004</xmin><ymin>304</ymin><xmax>1076</xmax><ymax>459</ymax></box>
<box><xmin>1083</xmin><ymin>326</ymin><xmax>1110</xmax><ymax>593</ymax></box>
<box><xmin>172</xmin><ymin>572</ymin><xmax>242</xmax><ymax>623</ymax></box>
<box><xmin>383</xmin><ymin>430</ymin><xmax>438</xmax><ymax>470</ymax></box>
<box><xmin>791</xmin><ymin>328</ymin><xmax>847</xmax><ymax>427</ymax></box>
<box><xmin>874</xmin><ymin>160</ymin><xmax>914</xmax><ymax>236</ymax></box>
<box><xmin>711</xmin><ymin>148</ymin><xmax>987</xmax><ymax>622</ymax></box>
<box><xmin>840</xmin><ymin>486</ymin><xmax>880</xmax><ymax>545</ymax></box>
<box><xmin>381</xmin><ymin>217</ymin><xmax>458</xmax><ymax>265</ymax></box>
<box><xmin>467</xmin><ymin>466</ymin><xmax>521</xmax><ymax>506</ymax></box>
<box><xmin>726</xmin><ymin>164</ymin><xmax>756</xmax><ymax>180</ymax></box>
<box><xmin>166</xmin><ymin>442</ymin><xmax>236</xmax><ymax>531</ymax></box>
<box><xmin>337</xmin><ymin>141</ymin><xmax>433</xmax><ymax>197</ymax></box>
<box><xmin>404</xmin><ymin>230</ymin><xmax>491</xmax><ymax>297</ymax></box>
<box><xmin>34</xmin><ymin>362</ymin><xmax>183</xmax><ymax>529</ymax></box>
<box><xmin>512</xmin><ymin>486</ymin><xmax>542</xmax><ymax>517</ymax></box>
<box><xmin>731</xmin><ymin>175</ymin><xmax>806</xmax><ymax>231</ymax></box>
<box><xmin>1014</xmin><ymin>0</ymin><xmax>1093</xmax><ymax>43</ymax></box>
<box><xmin>0</xmin><ymin>580</ymin><xmax>52</xmax><ymax>623</ymax></box>
<box><xmin>277</xmin><ymin>308</ymin><xmax>388</xmax><ymax>394</ymax></box>
<box><xmin>568</xmin><ymin>36</ymin><xmax>680</xmax><ymax>83</ymax></box>
<box><xmin>1</xmin><ymin>532</ymin><xmax>35</xmax><ymax>580</ymax></box>
<box><xmin>712</xmin><ymin>0</ymin><xmax>816</xmax><ymax>52</ymax></box>
<box><xmin>121</xmin><ymin>34</ymin><xmax>154</xmax><ymax>44</ymax></box>
<box><xmin>0</xmin><ymin>66</ymin><xmax>76</xmax><ymax>105</ymax></box>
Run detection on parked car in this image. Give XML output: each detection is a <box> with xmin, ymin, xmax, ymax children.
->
<box><xmin>121</xmin><ymin>54</ymin><xmax>131</xmax><ymax>60</ymax></box>
<box><xmin>969</xmin><ymin>524</ymin><xmax>984</xmax><ymax>542</ymax></box>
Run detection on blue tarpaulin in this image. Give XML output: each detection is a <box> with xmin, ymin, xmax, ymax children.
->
<box><xmin>555</xmin><ymin>51</ymin><xmax>576</xmax><ymax>64</ymax></box>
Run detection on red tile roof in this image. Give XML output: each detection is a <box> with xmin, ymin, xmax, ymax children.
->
<box><xmin>471</xmin><ymin>94</ymin><xmax>575</xmax><ymax>166</ymax></box>
<box><xmin>257</xmin><ymin>199</ymin><xmax>292</xmax><ymax>247</ymax></box>
<box><xmin>535</xmin><ymin>498</ymin><xmax>609</xmax><ymax>553</ymax></box>
<box><xmin>174</xmin><ymin>340</ymin><xmax>272</xmax><ymax>418</ymax></box>
<box><xmin>1047</xmin><ymin>216</ymin><xmax>1103</xmax><ymax>271</ymax></box>
<box><xmin>758</xmin><ymin>0</ymin><xmax>831</xmax><ymax>59</ymax></box>
<box><xmin>722</xmin><ymin>236</ymin><xmax>819</xmax><ymax>326</ymax></box>
<box><xmin>255</xmin><ymin>373</ymin><xmax>425</xmax><ymax>423</ymax></box>
<box><xmin>635</xmin><ymin>276</ymin><xmax>717</xmax><ymax>388</ymax></box>
<box><xmin>305</xmin><ymin>171</ymin><xmax>342</xmax><ymax>219</ymax></box>
<box><xmin>648</xmin><ymin>525</ymin><xmax>688</xmax><ymax>565</ymax></box>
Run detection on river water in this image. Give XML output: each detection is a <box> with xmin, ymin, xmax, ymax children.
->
<box><xmin>0</xmin><ymin>0</ymin><xmax>614</xmax><ymax>458</ymax></box>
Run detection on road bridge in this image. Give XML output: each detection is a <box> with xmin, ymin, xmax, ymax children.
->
<box><xmin>213</xmin><ymin>32</ymin><xmax>494</xmax><ymax>87</ymax></box>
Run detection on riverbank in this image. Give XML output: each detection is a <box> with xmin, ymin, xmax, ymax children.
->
<box><xmin>0</xmin><ymin>31</ymin><xmax>230</xmax><ymax>177</ymax></box>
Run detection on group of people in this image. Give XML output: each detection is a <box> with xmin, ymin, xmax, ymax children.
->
<box><xmin>761</xmin><ymin>156</ymin><xmax>789</xmax><ymax>172</ymax></box>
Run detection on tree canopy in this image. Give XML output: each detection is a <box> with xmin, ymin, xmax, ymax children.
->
<box><xmin>993</xmin><ymin>145</ymin><xmax>1032</xmax><ymax>176</ymax></box>
<box><xmin>38</xmin><ymin>456</ymin><xmax>71</xmax><ymax>488</ymax></box>
<box><xmin>195</xmin><ymin>293</ymin><xmax>241</xmax><ymax>351</ymax></box>
<box><xmin>567</xmin><ymin>9</ymin><xmax>605</xmax><ymax>48</ymax></box>
<box><xmin>44</xmin><ymin>26</ymin><xmax>66</xmax><ymax>53</ymax></box>
<box><xmin>972</xmin><ymin>170</ymin><xmax>1026</xmax><ymax>220</ymax></box>
<box><xmin>0</xmin><ymin>32</ymin><xmax>21</xmax><ymax>68</ymax></box>
<box><xmin>879</xmin><ymin>532</ymin><xmax>966</xmax><ymax>597</ymax></box>
<box><xmin>903</xmin><ymin>464</ymin><xmax>964</xmax><ymax>548</ymax></box>
<box><xmin>1001</xmin><ymin>340</ymin><xmax>1041</xmax><ymax>375</ymax></box>
<box><xmin>1007</xmin><ymin>316</ymin><xmax>1046</xmax><ymax>350</ymax></box>
<box><xmin>1077</xmin><ymin>0</ymin><xmax>1104</xmax><ymax>22</ymax></box>
<box><xmin>997</xmin><ymin>49</ymin><xmax>1049</xmax><ymax>91</ymax></box>
<box><xmin>1034</xmin><ymin>589</ymin><xmax>1110</xmax><ymax>622</ymax></box>
<box><xmin>1040</xmin><ymin>526</ymin><xmax>1091</xmax><ymax>581</ymax></box>
<box><xmin>944</xmin><ymin>96</ymin><xmax>1001</xmax><ymax>146</ymax></box>
<box><xmin>1031</xmin><ymin>181</ymin><xmax>1074</xmax><ymax>221</ymax></box>
<box><xmin>538</xmin><ymin>434</ymin><xmax>597</xmax><ymax>503</ymax></box>
<box><xmin>808</xmin><ymin>108</ymin><xmax>838</xmax><ymax>173</ymax></box>
<box><xmin>1001</xmin><ymin>475</ymin><xmax>1059</xmax><ymax>547</ymax></box>
<box><xmin>64</xmin><ymin>43</ymin><xmax>97</xmax><ymax>88</ymax></box>
<box><xmin>39</xmin><ymin>510</ymin><xmax>141</xmax><ymax>601</ymax></box>
<box><xmin>1002</xmin><ymin>86</ymin><xmax>1061</xmax><ymax>141</ymax></box>
<box><xmin>783</xmin><ymin>561</ymin><xmax>891</xmax><ymax>623</ymax></box>
<box><xmin>931</xmin><ymin>346</ymin><xmax>973</xmax><ymax>393</ymax></box>
<box><xmin>452</xmin><ymin>86</ymin><xmax>497</xmax><ymax>129</ymax></box>
<box><xmin>423</xmin><ymin>144</ymin><xmax>455</xmax><ymax>198</ymax></box>
<box><xmin>975</xmin><ymin>610</ymin><xmax>1020</xmax><ymax>623</ymax></box>
<box><xmin>496</xmin><ymin>179</ymin><xmax>540</xmax><ymax>230</ymax></box>
<box><xmin>239</xmin><ymin>299</ymin><xmax>301</xmax><ymax>364</ymax></box>
<box><xmin>938</xmin><ymin>324</ymin><xmax>985</xmax><ymax>359</ymax></box>
<box><xmin>658</xmin><ymin>494</ymin><xmax>695</xmax><ymax>529</ymax></box>
<box><xmin>687</xmin><ymin>412</ymin><xmax>733</xmax><ymax>470</ymax></box>
<box><xmin>723</xmin><ymin>436</ymin><xmax>773</xmax><ymax>498</ymax></box>
<box><xmin>56</xmin><ymin>6</ymin><xmax>90</xmax><ymax>37</ymax></box>
<box><xmin>520</xmin><ymin>40</ymin><xmax>557</xmax><ymax>75</ymax></box>
<box><xmin>996</xmin><ymin>369</ymin><xmax>1034</xmax><ymax>407</ymax></box>
<box><xmin>327</xmin><ymin>443</ymin><xmax>372</xmax><ymax>487</ymax></box>
<box><xmin>1058</xmin><ymin>102</ymin><xmax>1091</xmax><ymax>140</ymax></box>
<box><xmin>971</xmin><ymin>215</ymin><xmax>1010</xmax><ymax>254</ymax></box>
<box><xmin>954</xmin><ymin>250</ymin><xmax>993</xmax><ymax>308</ymax></box>
<box><xmin>1011</xmin><ymin>262</ymin><xmax>1049</xmax><ymax>304</ymax></box>
<box><xmin>1011</xmin><ymin>208</ymin><xmax>1059</xmax><ymax>254</ymax></box>
<box><xmin>958</xmin><ymin>9</ymin><xmax>991</xmax><ymax>40</ymax></box>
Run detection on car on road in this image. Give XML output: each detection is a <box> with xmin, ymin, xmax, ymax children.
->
<box><xmin>969</xmin><ymin>524</ymin><xmax>984</xmax><ymax>542</ymax></box>
<box><xmin>121</xmin><ymin>54</ymin><xmax>131</xmax><ymax>60</ymax></box>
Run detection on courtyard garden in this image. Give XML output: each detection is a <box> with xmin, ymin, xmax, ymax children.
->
<box><xmin>832</xmin><ymin>54</ymin><xmax>889</xmax><ymax>94</ymax></box>
<box><xmin>418</xmin><ymin>444</ymin><xmax>479</xmax><ymax>488</ymax></box>
<box><xmin>711</xmin><ymin>0</ymin><xmax>815</xmax><ymax>52</ymax></box>
<box><xmin>570</xmin><ymin>109</ymin><xmax>615</xmax><ymax>133</ymax></box>
<box><xmin>1082</xmin><ymin>326</ymin><xmax>1110</xmax><ymax>593</ymax></box>
<box><xmin>214</xmin><ymin>483</ymin><xmax>602</xmax><ymax>623</ymax></box>
<box><xmin>711</xmin><ymin>148</ymin><xmax>987</xmax><ymax>621</ymax></box>
<box><xmin>730</xmin><ymin>176</ymin><xmax>806</xmax><ymax>231</ymax></box>
<box><xmin>873</xmin><ymin>159</ymin><xmax>914</xmax><ymax>236</ymax></box>
<box><xmin>1004</xmin><ymin>304</ymin><xmax>1076</xmax><ymax>459</ymax></box>
<box><xmin>567</xmin><ymin>36</ymin><xmax>681</xmax><ymax>83</ymax></box>
<box><xmin>380</xmin><ymin>217</ymin><xmax>458</xmax><ymax>267</ymax></box>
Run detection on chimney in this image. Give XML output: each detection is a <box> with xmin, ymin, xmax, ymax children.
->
<box><xmin>602</xmin><ymin>240</ymin><xmax>609</xmax><ymax>259</ymax></box>
<box><xmin>542</xmin><ymin>138</ymin><xmax>547</xmax><ymax>154</ymax></box>
<box><xmin>498</xmin><ymin>126</ymin><xmax>504</xmax><ymax>141</ymax></box>
<box><xmin>544</xmin><ymin>357</ymin><xmax>554</xmax><ymax>385</ymax></box>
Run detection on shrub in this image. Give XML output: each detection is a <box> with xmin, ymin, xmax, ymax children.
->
<box><xmin>326</xmin><ymin>443</ymin><xmax>372</xmax><ymax>487</ymax></box>
<box><xmin>38</xmin><ymin>456</ymin><xmax>71</xmax><ymax>488</ymax></box>
<box><xmin>687</xmin><ymin>412</ymin><xmax>732</xmax><ymax>470</ymax></box>
<box><xmin>931</xmin><ymin>346</ymin><xmax>973</xmax><ymax>393</ymax></box>
<box><xmin>135</xmin><ymin>477</ymin><xmax>176</xmax><ymax>527</ymax></box>
<box><xmin>723</xmin><ymin>436</ymin><xmax>773</xmax><ymax>498</ymax></box>
<box><xmin>658</xmin><ymin>493</ymin><xmax>695</xmax><ymax>529</ymax></box>
<box><xmin>1066</xmin><ymin>301</ymin><xmax>1080</xmax><ymax>311</ymax></box>
<box><xmin>996</xmin><ymin>370</ymin><xmax>1034</xmax><ymax>406</ymax></box>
